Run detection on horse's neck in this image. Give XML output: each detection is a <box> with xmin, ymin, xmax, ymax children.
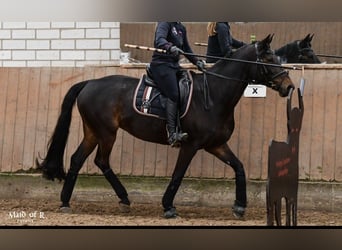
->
<box><xmin>276</xmin><ymin>43</ymin><xmax>298</xmax><ymax>63</ymax></box>
<box><xmin>275</xmin><ymin>46</ymin><xmax>289</xmax><ymax>63</ymax></box>
<box><xmin>208</xmin><ymin>61</ymin><xmax>250</xmax><ymax>108</ymax></box>
<box><xmin>275</xmin><ymin>45</ymin><xmax>286</xmax><ymax>56</ymax></box>
<box><xmin>203</xmin><ymin>45</ymin><xmax>261</xmax><ymax>112</ymax></box>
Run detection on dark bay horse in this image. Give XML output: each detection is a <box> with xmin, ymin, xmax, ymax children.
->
<box><xmin>36</xmin><ymin>35</ymin><xmax>295</xmax><ymax>219</ymax></box>
<box><xmin>275</xmin><ymin>34</ymin><xmax>321</xmax><ymax>63</ymax></box>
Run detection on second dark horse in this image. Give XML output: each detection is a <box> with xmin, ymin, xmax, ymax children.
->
<box><xmin>275</xmin><ymin>33</ymin><xmax>321</xmax><ymax>63</ymax></box>
<box><xmin>37</xmin><ymin>35</ymin><xmax>295</xmax><ymax>219</ymax></box>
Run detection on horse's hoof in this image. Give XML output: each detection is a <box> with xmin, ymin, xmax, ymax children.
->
<box><xmin>232</xmin><ymin>204</ymin><xmax>245</xmax><ymax>219</ymax></box>
<box><xmin>59</xmin><ymin>206</ymin><xmax>72</xmax><ymax>213</ymax></box>
<box><xmin>119</xmin><ymin>202</ymin><xmax>131</xmax><ymax>213</ymax></box>
<box><xmin>164</xmin><ymin>207</ymin><xmax>178</xmax><ymax>219</ymax></box>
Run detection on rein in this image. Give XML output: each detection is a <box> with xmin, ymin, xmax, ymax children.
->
<box><xmin>125</xmin><ymin>43</ymin><xmax>290</xmax><ymax>88</ymax></box>
<box><xmin>201</xmin><ymin>68</ymin><xmax>246</xmax><ymax>83</ymax></box>
<box><xmin>181</xmin><ymin>51</ymin><xmax>299</xmax><ymax>70</ymax></box>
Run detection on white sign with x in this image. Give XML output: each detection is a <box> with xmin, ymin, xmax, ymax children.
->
<box><xmin>244</xmin><ymin>84</ymin><xmax>267</xmax><ymax>98</ymax></box>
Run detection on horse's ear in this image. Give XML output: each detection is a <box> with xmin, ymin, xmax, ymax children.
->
<box><xmin>269</xmin><ymin>34</ymin><xmax>274</xmax><ymax>43</ymax></box>
<box><xmin>309</xmin><ymin>33</ymin><xmax>315</xmax><ymax>41</ymax></box>
<box><xmin>257</xmin><ymin>34</ymin><xmax>273</xmax><ymax>54</ymax></box>
<box><xmin>304</xmin><ymin>33</ymin><xmax>313</xmax><ymax>42</ymax></box>
<box><xmin>261</xmin><ymin>34</ymin><xmax>273</xmax><ymax>46</ymax></box>
<box><xmin>264</xmin><ymin>34</ymin><xmax>274</xmax><ymax>44</ymax></box>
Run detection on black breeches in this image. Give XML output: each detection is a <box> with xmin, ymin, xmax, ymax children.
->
<box><xmin>149</xmin><ymin>63</ymin><xmax>180</xmax><ymax>102</ymax></box>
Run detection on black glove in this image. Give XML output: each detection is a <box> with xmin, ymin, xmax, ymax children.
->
<box><xmin>196</xmin><ymin>59</ymin><xmax>206</xmax><ymax>71</ymax></box>
<box><xmin>168</xmin><ymin>46</ymin><xmax>181</xmax><ymax>56</ymax></box>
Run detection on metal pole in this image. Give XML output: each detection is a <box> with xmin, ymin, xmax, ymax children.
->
<box><xmin>316</xmin><ymin>54</ymin><xmax>342</xmax><ymax>59</ymax></box>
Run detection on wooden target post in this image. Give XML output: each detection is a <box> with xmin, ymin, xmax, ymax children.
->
<box><xmin>266</xmin><ymin>69</ymin><xmax>305</xmax><ymax>226</ymax></box>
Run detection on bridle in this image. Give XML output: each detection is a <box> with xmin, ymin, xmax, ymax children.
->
<box><xmin>251</xmin><ymin>42</ymin><xmax>289</xmax><ymax>91</ymax></box>
<box><xmin>296</xmin><ymin>40</ymin><xmax>315</xmax><ymax>61</ymax></box>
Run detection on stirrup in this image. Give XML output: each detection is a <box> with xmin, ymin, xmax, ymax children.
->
<box><xmin>168</xmin><ymin>132</ymin><xmax>188</xmax><ymax>148</ymax></box>
<box><xmin>177</xmin><ymin>132</ymin><xmax>188</xmax><ymax>141</ymax></box>
<box><xmin>168</xmin><ymin>133</ymin><xmax>181</xmax><ymax>147</ymax></box>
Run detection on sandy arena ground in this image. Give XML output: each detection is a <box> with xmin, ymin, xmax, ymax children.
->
<box><xmin>0</xmin><ymin>198</ymin><xmax>340</xmax><ymax>227</ymax></box>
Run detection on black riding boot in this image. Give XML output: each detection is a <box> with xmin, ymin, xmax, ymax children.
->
<box><xmin>166</xmin><ymin>98</ymin><xmax>188</xmax><ymax>147</ymax></box>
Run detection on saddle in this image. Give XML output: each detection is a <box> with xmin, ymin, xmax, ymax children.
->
<box><xmin>133</xmin><ymin>65</ymin><xmax>193</xmax><ymax>120</ymax></box>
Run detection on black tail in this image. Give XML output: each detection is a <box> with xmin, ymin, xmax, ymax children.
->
<box><xmin>36</xmin><ymin>81</ymin><xmax>88</xmax><ymax>181</ymax></box>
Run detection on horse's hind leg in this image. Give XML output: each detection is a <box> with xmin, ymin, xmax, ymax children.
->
<box><xmin>60</xmin><ymin>135</ymin><xmax>97</xmax><ymax>212</ymax></box>
<box><xmin>205</xmin><ymin>143</ymin><xmax>246</xmax><ymax>218</ymax></box>
<box><xmin>94</xmin><ymin>135</ymin><xmax>130</xmax><ymax>212</ymax></box>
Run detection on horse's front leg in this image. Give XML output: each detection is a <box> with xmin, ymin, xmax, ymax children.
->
<box><xmin>206</xmin><ymin>143</ymin><xmax>247</xmax><ymax>219</ymax></box>
<box><xmin>162</xmin><ymin>144</ymin><xmax>198</xmax><ymax>218</ymax></box>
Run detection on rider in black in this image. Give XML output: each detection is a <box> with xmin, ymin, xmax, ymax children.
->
<box><xmin>149</xmin><ymin>22</ymin><xmax>205</xmax><ymax>147</ymax></box>
<box><xmin>206</xmin><ymin>22</ymin><xmax>246</xmax><ymax>63</ymax></box>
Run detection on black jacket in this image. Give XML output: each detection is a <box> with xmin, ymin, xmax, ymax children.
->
<box><xmin>206</xmin><ymin>22</ymin><xmax>245</xmax><ymax>63</ymax></box>
<box><xmin>151</xmin><ymin>22</ymin><xmax>198</xmax><ymax>66</ymax></box>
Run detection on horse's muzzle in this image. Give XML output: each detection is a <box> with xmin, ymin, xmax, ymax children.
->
<box><xmin>279</xmin><ymin>85</ymin><xmax>295</xmax><ymax>97</ymax></box>
<box><xmin>277</xmin><ymin>74</ymin><xmax>295</xmax><ymax>97</ymax></box>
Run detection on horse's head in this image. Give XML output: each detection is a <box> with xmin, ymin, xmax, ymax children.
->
<box><xmin>275</xmin><ymin>33</ymin><xmax>321</xmax><ymax>64</ymax></box>
<box><xmin>296</xmin><ymin>34</ymin><xmax>321</xmax><ymax>63</ymax></box>
<box><xmin>253</xmin><ymin>34</ymin><xmax>295</xmax><ymax>97</ymax></box>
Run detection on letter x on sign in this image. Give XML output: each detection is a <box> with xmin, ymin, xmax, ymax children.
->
<box><xmin>252</xmin><ymin>88</ymin><xmax>258</xmax><ymax>94</ymax></box>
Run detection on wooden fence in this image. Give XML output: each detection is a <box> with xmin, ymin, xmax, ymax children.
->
<box><xmin>121</xmin><ymin>22</ymin><xmax>342</xmax><ymax>63</ymax></box>
<box><xmin>0</xmin><ymin>65</ymin><xmax>341</xmax><ymax>181</ymax></box>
